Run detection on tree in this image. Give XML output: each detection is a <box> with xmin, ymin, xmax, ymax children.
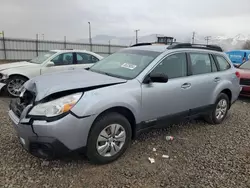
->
<box><xmin>243</xmin><ymin>40</ymin><xmax>250</xmax><ymax>49</ymax></box>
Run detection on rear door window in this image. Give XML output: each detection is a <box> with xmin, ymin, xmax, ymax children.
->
<box><xmin>190</xmin><ymin>53</ymin><xmax>214</xmax><ymax>75</ymax></box>
<box><xmin>76</xmin><ymin>53</ymin><xmax>99</xmax><ymax>64</ymax></box>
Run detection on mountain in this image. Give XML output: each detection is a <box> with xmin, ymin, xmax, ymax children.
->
<box><xmin>193</xmin><ymin>34</ymin><xmax>250</xmax><ymax>51</ymax></box>
<box><xmin>77</xmin><ymin>34</ymin><xmax>250</xmax><ymax>51</ymax></box>
<box><xmin>76</xmin><ymin>34</ymin><xmax>161</xmax><ymax>46</ymax></box>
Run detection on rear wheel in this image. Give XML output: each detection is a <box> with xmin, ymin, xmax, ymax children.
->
<box><xmin>204</xmin><ymin>93</ymin><xmax>229</xmax><ymax>124</ymax></box>
<box><xmin>6</xmin><ymin>76</ymin><xmax>28</xmax><ymax>97</ymax></box>
<box><xmin>86</xmin><ymin>112</ymin><xmax>132</xmax><ymax>164</ymax></box>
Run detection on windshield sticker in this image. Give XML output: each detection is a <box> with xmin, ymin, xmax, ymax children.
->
<box><xmin>121</xmin><ymin>63</ymin><xmax>137</xmax><ymax>70</ymax></box>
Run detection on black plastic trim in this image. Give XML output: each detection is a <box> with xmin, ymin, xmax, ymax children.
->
<box><xmin>69</xmin><ymin>111</ymin><xmax>92</xmax><ymax>119</ymax></box>
<box><xmin>135</xmin><ymin>104</ymin><xmax>215</xmax><ymax>137</ymax></box>
<box><xmin>27</xmin><ymin>136</ymin><xmax>70</xmax><ymax>159</ymax></box>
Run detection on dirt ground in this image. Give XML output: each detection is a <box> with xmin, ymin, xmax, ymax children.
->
<box><xmin>1</xmin><ymin>97</ymin><xmax>250</xmax><ymax>188</ymax></box>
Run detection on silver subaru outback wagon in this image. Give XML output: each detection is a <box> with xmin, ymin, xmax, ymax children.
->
<box><xmin>8</xmin><ymin>43</ymin><xmax>241</xmax><ymax>164</ymax></box>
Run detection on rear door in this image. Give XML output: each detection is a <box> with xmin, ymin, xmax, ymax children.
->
<box><xmin>74</xmin><ymin>52</ymin><xmax>100</xmax><ymax>70</ymax></box>
<box><xmin>41</xmin><ymin>52</ymin><xmax>75</xmax><ymax>74</ymax></box>
<box><xmin>186</xmin><ymin>52</ymin><xmax>220</xmax><ymax>114</ymax></box>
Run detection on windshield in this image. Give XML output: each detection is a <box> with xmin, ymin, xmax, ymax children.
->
<box><xmin>90</xmin><ymin>49</ymin><xmax>160</xmax><ymax>79</ymax></box>
<box><xmin>29</xmin><ymin>52</ymin><xmax>56</xmax><ymax>64</ymax></box>
<box><xmin>239</xmin><ymin>60</ymin><xmax>250</xmax><ymax>69</ymax></box>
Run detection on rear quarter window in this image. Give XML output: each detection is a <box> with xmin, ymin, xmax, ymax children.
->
<box><xmin>214</xmin><ymin>55</ymin><xmax>231</xmax><ymax>71</ymax></box>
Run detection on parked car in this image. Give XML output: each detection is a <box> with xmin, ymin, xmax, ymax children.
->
<box><xmin>8</xmin><ymin>43</ymin><xmax>241</xmax><ymax>164</ymax></box>
<box><xmin>236</xmin><ymin>59</ymin><xmax>250</xmax><ymax>96</ymax></box>
<box><xmin>0</xmin><ymin>50</ymin><xmax>103</xmax><ymax>97</ymax></box>
<box><xmin>226</xmin><ymin>50</ymin><xmax>250</xmax><ymax>66</ymax></box>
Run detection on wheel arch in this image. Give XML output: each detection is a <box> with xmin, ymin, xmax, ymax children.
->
<box><xmin>91</xmin><ymin>106</ymin><xmax>137</xmax><ymax>139</ymax></box>
<box><xmin>8</xmin><ymin>74</ymin><xmax>30</xmax><ymax>81</ymax></box>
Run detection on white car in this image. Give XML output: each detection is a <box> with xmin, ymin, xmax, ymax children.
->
<box><xmin>0</xmin><ymin>50</ymin><xmax>103</xmax><ymax>97</ymax></box>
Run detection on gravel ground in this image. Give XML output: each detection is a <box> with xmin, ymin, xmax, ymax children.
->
<box><xmin>1</xmin><ymin>97</ymin><xmax>250</xmax><ymax>188</ymax></box>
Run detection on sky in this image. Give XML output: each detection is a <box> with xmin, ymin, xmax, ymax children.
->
<box><xmin>0</xmin><ymin>0</ymin><xmax>250</xmax><ymax>41</ymax></box>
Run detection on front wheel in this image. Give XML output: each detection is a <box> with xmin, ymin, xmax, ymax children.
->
<box><xmin>204</xmin><ymin>93</ymin><xmax>229</xmax><ymax>124</ymax></box>
<box><xmin>6</xmin><ymin>76</ymin><xmax>28</xmax><ymax>97</ymax></box>
<box><xmin>86</xmin><ymin>112</ymin><xmax>132</xmax><ymax>164</ymax></box>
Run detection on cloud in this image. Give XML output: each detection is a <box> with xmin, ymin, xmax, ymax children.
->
<box><xmin>0</xmin><ymin>0</ymin><xmax>249</xmax><ymax>41</ymax></box>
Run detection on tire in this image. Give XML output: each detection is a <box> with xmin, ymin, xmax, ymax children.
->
<box><xmin>204</xmin><ymin>93</ymin><xmax>230</xmax><ymax>124</ymax></box>
<box><xmin>86</xmin><ymin>112</ymin><xmax>132</xmax><ymax>164</ymax></box>
<box><xmin>5</xmin><ymin>76</ymin><xmax>28</xmax><ymax>97</ymax></box>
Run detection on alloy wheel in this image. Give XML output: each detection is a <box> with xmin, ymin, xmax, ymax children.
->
<box><xmin>96</xmin><ymin>124</ymin><xmax>126</xmax><ymax>157</ymax></box>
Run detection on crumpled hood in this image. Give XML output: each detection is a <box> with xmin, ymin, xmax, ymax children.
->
<box><xmin>24</xmin><ymin>69</ymin><xmax>127</xmax><ymax>101</ymax></box>
<box><xmin>0</xmin><ymin>61</ymin><xmax>37</xmax><ymax>71</ymax></box>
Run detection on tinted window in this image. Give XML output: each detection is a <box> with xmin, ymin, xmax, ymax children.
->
<box><xmin>215</xmin><ymin>55</ymin><xmax>231</xmax><ymax>71</ymax></box>
<box><xmin>51</xmin><ymin>53</ymin><xmax>73</xmax><ymax>66</ymax></box>
<box><xmin>151</xmin><ymin>53</ymin><xmax>187</xmax><ymax>79</ymax></box>
<box><xmin>76</xmin><ymin>53</ymin><xmax>99</xmax><ymax>64</ymax></box>
<box><xmin>190</xmin><ymin>53</ymin><xmax>213</xmax><ymax>75</ymax></box>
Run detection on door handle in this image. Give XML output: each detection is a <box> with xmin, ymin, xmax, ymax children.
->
<box><xmin>181</xmin><ymin>83</ymin><xmax>191</xmax><ymax>89</ymax></box>
<box><xmin>214</xmin><ymin>77</ymin><xmax>221</xmax><ymax>82</ymax></box>
<box><xmin>68</xmin><ymin>67</ymin><xmax>75</xmax><ymax>70</ymax></box>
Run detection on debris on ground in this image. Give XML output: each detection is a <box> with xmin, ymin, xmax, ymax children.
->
<box><xmin>148</xmin><ymin>157</ymin><xmax>155</xmax><ymax>164</ymax></box>
<box><xmin>152</xmin><ymin>148</ymin><xmax>156</xmax><ymax>152</ymax></box>
<box><xmin>166</xmin><ymin>136</ymin><xmax>174</xmax><ymax>141</ymax></box>
<box><xmin>162</xmin><ymin>155</ymin><xmax>170</xmax><ymax>159</ymax></box>
<box><xmin>41</xmin><ymin>161</ymin><xmax>50</xmax><ymax>167</ymax></box>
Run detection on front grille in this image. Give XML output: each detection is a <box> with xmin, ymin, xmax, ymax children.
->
<box><xmin>10</xmin><ymin>90</ymin><xmax>35</xmax><ymax>118</ymax></box>
<box><xmin>240</xmin><ymin>78</ymin><xmax>250</xmax><ymax>86</ymax></box>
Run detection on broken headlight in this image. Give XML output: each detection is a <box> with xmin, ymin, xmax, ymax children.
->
<box><xmin>29</xmin><ymin>92</ymin><xmax>82</xmax><ymax>117</ymax></box>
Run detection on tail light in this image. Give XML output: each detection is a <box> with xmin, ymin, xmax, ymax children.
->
<box><xmin>235</xmin><ymin>71</ymin><xmax>240</xmax><ymax>78</ymax></box>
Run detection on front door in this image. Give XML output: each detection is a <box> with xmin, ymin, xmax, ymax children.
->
<box><xmin>141</xmin><ymin>52</ymin><xmax>191</xmax><ymax>124</ymax></box>
<box><xmin>41</xmin><ymin>52</ymin><xmax>75</xmax><ymax>74</ymax></box>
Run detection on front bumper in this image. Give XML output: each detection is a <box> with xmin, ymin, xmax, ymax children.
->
<box><xmin>9</xmin><ymin>109</ymin><xmax>97</xmax><ymax>159</ymax></box>
<box><xmin>0</xmin><ymin>82</ymin><xmax>6</xmax><ymax>91</ymax></box>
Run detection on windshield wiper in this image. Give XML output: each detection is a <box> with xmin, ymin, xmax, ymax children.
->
<box><xmin>90</xmin><ymin>69</ymin><xmax>125</xmax><ymax>79</ymax></box>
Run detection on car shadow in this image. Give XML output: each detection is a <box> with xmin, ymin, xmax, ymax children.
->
<box><xmin>238</xmin><ymin>96</ymin><xmax>250</xmax><ymax>103</ymax></box>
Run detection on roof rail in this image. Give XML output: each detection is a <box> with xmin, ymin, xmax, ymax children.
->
<box><xmin>131</xmin><ymin>43</ymin><xmax>152</xmax><ymax>47</ymax></box>
<box><xmin>167</xmin><ymin>43</ymin><xmax>223</xmax><ymax>52</ymax></box>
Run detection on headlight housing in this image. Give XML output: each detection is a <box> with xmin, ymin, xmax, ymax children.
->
<box><xmin>0</xmin><ymin>72</ymin><xmax>9</xmax><ymax>80</ymax></box>
<box><xmin>29</xmin><ymin>92</ymin><xmax>82</xmax><ymax>118</ymax></box>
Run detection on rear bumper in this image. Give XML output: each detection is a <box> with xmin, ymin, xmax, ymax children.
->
<box><xmin>240</xmin><ymin>85</ymin><xmax>250</xmax><ymax>97</ymax></box>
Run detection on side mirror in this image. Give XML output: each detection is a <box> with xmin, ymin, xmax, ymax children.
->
<box><xmin>46</xmin><ymin>61</ymin><xmax>55</xmax><ymax>67</ymax></box>
<box><xmin>143</xmin><ymin>73</ymin><xmax>169</xmax><ymax>84</ymax></box>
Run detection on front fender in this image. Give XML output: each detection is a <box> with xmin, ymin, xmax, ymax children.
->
<box><xmin>71</xmin><ymin>83</ymin><xmax>142</xmax><ymax>123</ymax></box>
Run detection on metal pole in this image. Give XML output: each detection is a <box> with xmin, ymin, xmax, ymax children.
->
<box><xmin>108</xmin><ymin>40</ymin><xmax>111</xmax><ymax>54</ymax></box>
<box><xmin>135</xmin><ymin>29</ymin><xmax>140</xmax><ymax>44</ymax></box>
<box><xmin>64</xmin><ymin>36</ymin><xmax>66</xmax><ymax>49</ymax></box>
<box><xmin>36</xmin><ymin>33</ymin><xmax>38</xmax><ymax>57</ymax></box>
<box><xmin>204</xmin><ymin>36</ymin><xmax>211</xmax><ymax>45</ymax></box>
<box><xmin>88</xmin><ymin>22</ymin><xmax>92</xmax><ymax>51</ymax></box>
<box><xmin>2</xmin><ymin>31</ymin><xmax>6</xmax><ymax>60</ymax></box>
<box><xmin>192</xmin><ymin>32</ymin><xmax>195</xmax><ymax>44</ymax></box>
